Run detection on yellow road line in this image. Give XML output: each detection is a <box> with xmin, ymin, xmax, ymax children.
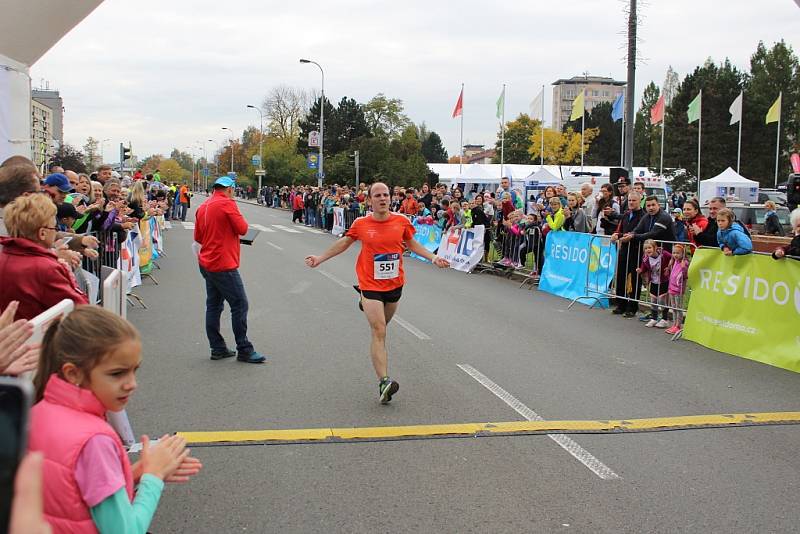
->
<box><xmin>177</xmin><ymin>411</ymin><xmax>800</xmax><ymax>445</ymax></box>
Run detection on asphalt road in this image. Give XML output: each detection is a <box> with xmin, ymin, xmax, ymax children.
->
<box><xmin>126</xmin><ymin>196</ymin><xmax>800</xmax><ymax>533</ymax></box>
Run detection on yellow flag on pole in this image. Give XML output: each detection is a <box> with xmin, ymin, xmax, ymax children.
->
<box><xmin>765</xmin><ymin>93</ymin><xmax>781</xmax><ymax>124</ymax></box>
<box><xmin>570</xmin><ymin>90</ymin><xmax>584</xmax><ymax>121</ymax></box>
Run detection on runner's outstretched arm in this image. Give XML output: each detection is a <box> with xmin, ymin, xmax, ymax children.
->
<box><xmin>305</xmin><ymin>236</ymin><xmax>355</xmax><ymax>268</ymax></box>
<box><xmin>404</xmin><ymin>239</ymin><xmax>450</xmax><ymax>268</ymax></box>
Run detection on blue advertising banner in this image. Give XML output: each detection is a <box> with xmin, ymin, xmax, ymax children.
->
<box><xmin>538</xmin><ymin>232</ymin><xmax>617</xmax><ymax>307</ymax></box>
<box><xmin>410</xmin><ymin>221</ymin><xmax>443</xmax><ymax>263</ymax></box>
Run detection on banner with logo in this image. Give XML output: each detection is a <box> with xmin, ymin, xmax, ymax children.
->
<box><xmin>538</xmin><ymin>232</ymin><xmax>617</xmax><ymax>307</ymax></box>
<box><xmin>410</xmin><ymin>221</ymin><xmax>443</xmax><ymax>263</ymax></box>
<box><xmin>118</xmin><ymin>231</ymin><xmax>141</xmax><ymax>290</ymax></box>
<box><xmin>437</xmin><ymin>225</ymin><xmax>485</xmax><ymax>272</ymax></box>
<box><xmin>332</xmin><ymin>207</ymin><xmax>346</xmax><ymax>236</ymax></box>
<box><xmin>138</xmin><ymin>218</ymin><xmax>154</xmax><ymax>274</ymax></box>
<box><xmin>683</xmin><ymin>249</ymin><xmax>800</xmax><ymax>373</ymax></box>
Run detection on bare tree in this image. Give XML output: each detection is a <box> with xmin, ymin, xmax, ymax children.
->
<box><xmin>261</xmin><ymin>85</ymin><xmax>310</xmax><ymax>144</ymax></box>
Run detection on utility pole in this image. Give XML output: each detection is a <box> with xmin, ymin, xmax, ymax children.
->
<box><xmin>623</xmin><ymin>0</ymin><xmax>637</xmax><ymax>173</ymax></box>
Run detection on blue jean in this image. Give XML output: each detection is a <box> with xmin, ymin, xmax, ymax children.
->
<box><xmin>178</xmin><ymin>202</ymin><xmax>188</xmax><ymax>221</ymax></box>
<box><xmin>199</xmin><ymin>267</ymin><xmax>255</xmax><ymax>355</ymax></box>
<box><xmin>305</xmin><ymin>207</ymin><xmax>315</xmax><ymax>226</ymax></box>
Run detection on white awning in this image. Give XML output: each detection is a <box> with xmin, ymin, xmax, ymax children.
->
<box><xmin>0</xmin><ymin>0</ymin><xmax>104</xmax><ymax>65</ymax></box>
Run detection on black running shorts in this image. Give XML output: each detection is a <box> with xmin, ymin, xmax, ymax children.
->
<box><xmin>356</xmin><ymin>285</ymin><xmax>403</xmax><ymax>304</ymax></box>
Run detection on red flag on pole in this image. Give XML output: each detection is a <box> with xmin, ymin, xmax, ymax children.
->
<box><xmin>650</xmin><ymin>94</ymin><xmax>665</xmax><ymax>125</ymax></box>
<box><xmin>452</xmin><ymin>88</ymin><xmax>463</xmax><ymax>118</ymax></box>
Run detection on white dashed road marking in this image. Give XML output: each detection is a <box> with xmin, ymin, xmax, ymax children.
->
<box><xmin>457</xmin><ymin>364</ymin><xmax>620</xmax><ymax>480</ymax></box>
<box><xmin>272</xmin><ymin>224</ymin><xmax>302</xmax><ymax>234</ymax></box>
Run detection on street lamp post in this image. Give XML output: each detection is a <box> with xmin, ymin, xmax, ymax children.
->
<box><xmin>100</xmin><ymin>138</ymin><xmax>110</xmax><ymax>165</ymax></box>
<box><xmin>207</xmin><ymin>139</ymin><xmax>220</xmax><ymax>181</ymax></box>
<box><xmin>221</xmin><ymin>127</ymin><xmax>234</xmax><ymax>173</ymax></box>
<box><xmin>197</xmin><ymin>140</ymin><xmax>208</xmax><ymax>191</ymax></box>
<box><xmin>300</xmin><ymin>58</ymin><xmax>324</xmax><ymax>188</ymax></box>
<box><xmin>246</xmin><ymin>104</ymin><xmax>264</xmax><ymax>193</ymax></box>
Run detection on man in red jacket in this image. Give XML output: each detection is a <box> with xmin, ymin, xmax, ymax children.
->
<box><xmin>194</xmin><ymin>176</ymin><xmax>265</xmax><ymax>363</ymax></box>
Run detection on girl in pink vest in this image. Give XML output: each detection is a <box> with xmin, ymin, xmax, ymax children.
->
<box><xmin>29</xmin><ymin>306</ymin><xmax>202</xmax><ymax>533</ymax></box>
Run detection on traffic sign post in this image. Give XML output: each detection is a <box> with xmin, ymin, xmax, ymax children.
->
<box><xmin>307</xmin><ymin>153</ymin><xmax>319</xmax><ymax>169</ymax></box>
<box><xmin>251</xmin><ymin>155</ymin><xmax>261</xmax><ymax>166</ymax></box>
<box><xmin>308</xmin><ymin>131</ymin><xmax>320</xmax><ymax>148</ymax></box>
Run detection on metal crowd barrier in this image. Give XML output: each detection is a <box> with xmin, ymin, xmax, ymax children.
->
<box><xmin>570</xmin><ymin>236</ymin><xmax>697</xmax><ymax>341</ymax></box>
<box><xmin>474</xmin><ymin>223</ymin><xmax>544</xmax><ymax>289</ymax></box>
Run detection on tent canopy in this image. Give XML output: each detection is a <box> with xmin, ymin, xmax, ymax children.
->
<box><xmin>0</xmin><ymin>0</ymin><xmax>103</xmax><ymax>65</ymax></box>
<box><xmin>701</xmin><ymin>167</ymin><xmax>759</xmax><ymax>185</ymax></box>
<box><xmin>699</xmin><ymin>167</ymin><xmax>759</xmax><ymax>203</ymax></box>
<box><xmin>524</xmin><ymin>167</ymin><xmax>561</xmax><ymax>183</ymax></box>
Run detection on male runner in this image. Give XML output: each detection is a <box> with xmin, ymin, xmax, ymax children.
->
<box><xmin>305</xmin><ymin>182</ymin><xmax>449</xmax><ymax>404</ymax></box>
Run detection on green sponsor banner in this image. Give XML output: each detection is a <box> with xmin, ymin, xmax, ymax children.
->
<box><xmin>684</xmin><ymin>249</ymin><xmax>800</xmax><ymax>373</ymax></box>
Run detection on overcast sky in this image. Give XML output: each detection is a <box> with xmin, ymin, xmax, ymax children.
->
<box><xmin>30</xmin><ymin>0</ymin><xmax>800</xmax><ymax>163</ymax></box>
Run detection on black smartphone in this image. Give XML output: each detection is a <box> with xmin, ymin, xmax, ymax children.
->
<box><xmin>0</xmin><ymin>377</ymin><xmax>33</xmax><ymax>533</ymax></box>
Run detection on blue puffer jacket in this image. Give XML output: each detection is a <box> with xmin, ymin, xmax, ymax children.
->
<box><xmin>717</xmin><ymin>221</ymin><xmax>752</xmax><ymax>255</ymax></box>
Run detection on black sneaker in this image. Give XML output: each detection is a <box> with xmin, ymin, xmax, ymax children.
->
<box><xmin>210</xmin><ymin>349</ymin><xmax>236</xmax><ymax>360</ymax></box>
<box><xmin>237</xmin><ymin>351</ymin><xmax>266</xmax><ymax>364</ymax></box>
<box><xmin>612</xmin><ymin>308</ymin><xmax>625</xmax><ymax>315</ymax></box>
<box><xmin>623</xmin><ymin>310</ymin><xmax>636</xmax><ymax>318</ymax></box>
<box><xmin>379</xmin><ymin>378</ymin><xmax>399</xmax><ymax>404</ymax></box>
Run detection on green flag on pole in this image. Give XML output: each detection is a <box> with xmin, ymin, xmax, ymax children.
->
<box><xmin>496</xmin><ymin>87</ymin><xmax>505</xmax><ymax>120</ymax></box>
<box><xmin>687</xmin><ymin>92</ymin><xmax>702</xmax><ymax>123</ymax></box>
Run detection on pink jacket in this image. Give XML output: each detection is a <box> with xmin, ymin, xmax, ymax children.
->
<box><xmin>668</xmin><ymin>259</ymin><xmax>689</xmax><ymax>295</ymax></box>
<box><xmin>29</xmin><ymin>375</ymin><xmax>134</xmax><ymax>533</ymax></box>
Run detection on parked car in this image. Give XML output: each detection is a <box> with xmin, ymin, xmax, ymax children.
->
<box><xmin>701</xmin><ymin>203</ymin><xmax>791</xmax><ymax>235</ymax></box>
<box><xmin>757</xmin><ymin>189</ymin><xmax>787</xmax><ymax>206</ymax></box>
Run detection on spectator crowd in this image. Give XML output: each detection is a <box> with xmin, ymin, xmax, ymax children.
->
<box><xmin>260</xmin><ymin>175</ymin><xmax>799</xmax><ymax>337</ymax></box>
<box><xmin>1</xmin><ymin>154</ymin><xmax>201</xmax><ymax>534</ymax></box>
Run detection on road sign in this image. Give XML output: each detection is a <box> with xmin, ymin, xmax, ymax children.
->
<box><xmin>308</xmin><ymin>131</ymin><xmax>320</xmax><ymax>148</ymax></box>
<box><xmin>255</xmin><ymin>169</ymin><xmax>266</xmax><ymax>176</ymax></box>
<box><xmin>307</xmin><ymin>153</ymin><xmax>319</xmax><ymax>169</ymax></box>
<box><xmin>227</xmin><ymin>172</ymin><xmax>237</xmax><ymax>179</ymax></box>
<box><xmin>251</xmin><ymin>155</ymin><xmax>261</xmax><ymax>166</ymax></box>
<box><xmin>201</xmin><ymin>168</ymin><xmax>210</xmax><ymax>177</ymax></box>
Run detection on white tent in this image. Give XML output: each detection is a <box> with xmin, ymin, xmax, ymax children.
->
<box><xmin>524</xmin><ymin>167</ymin><xmax>561</xmax><ymax>183</ymax></box>
<box><xmin>699</xmin><ymin>167</ymin><xmax>759</xmax><ymax>204</ymax></box>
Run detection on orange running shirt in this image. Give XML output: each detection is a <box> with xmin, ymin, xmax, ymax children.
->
<box><xmin>346</xmin><ymin>213</ymin><xmax>415</xmax><ymax>291</ymax></box>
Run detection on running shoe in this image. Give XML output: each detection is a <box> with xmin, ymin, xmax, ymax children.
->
<box><xmin>379</xmin><ymin>377</ymin><xmax>399</xmax><ymax>404</ymax></box>
<box><xmin>210</xmin><ymin>348</ymin><xmax>236</xmax><ymax>360</ymax></box>
<box><xmin>665</xmin><ymin>325</ymin><xmax>680</xmax><ymax>334</ymax></box>
<box><xmin>645</xmin><ymin>319</ymin><xmax>658</xmax><ymax>327</ymax></box>
<box><xmin>655</xmin><ymin>319</ymin><xmax>670</xmax><ymax>329</ymax></box>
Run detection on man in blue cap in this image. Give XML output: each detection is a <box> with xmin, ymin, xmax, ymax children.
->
<box><xmin>194</xmin><ymin>176</ymin><xmax>266</xmax><ymax>363</ymax></box>
<box><xmin>42</xmin><ymin>173</ymin><xmax>74</xmax><ymax>205</ymax></box>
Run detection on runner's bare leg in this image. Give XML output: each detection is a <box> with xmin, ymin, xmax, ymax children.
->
<box><xmin>362</xmin><ymin>298</ymin><xmax>393</xmax><ymax>378</ymax></box>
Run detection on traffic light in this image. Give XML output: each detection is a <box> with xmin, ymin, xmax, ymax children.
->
<box><xmin>122</xmin><ymin>146</ymin><xmax>131</xmax><ymax>161</ymax></box>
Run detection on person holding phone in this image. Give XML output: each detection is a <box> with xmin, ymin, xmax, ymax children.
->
<box><xmin>29</xmin><ymin>307</ymin><xmax>202</xmax><ymax>533</ymax></box>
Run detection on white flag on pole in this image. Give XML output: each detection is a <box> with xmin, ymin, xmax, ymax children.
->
<box><xmin>729</xmin><ymin>91</ymin><xmax>743</xmax><ymax>125</ymax></box>
<box><xmin>529</xmin><ymin>88</ymin><xmax>544</xmax><ymax>121</ymax></box>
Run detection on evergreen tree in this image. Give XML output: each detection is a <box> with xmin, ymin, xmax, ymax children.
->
<box><xmin>585</xmin><ymin>102</ymin><xmax>622</xmax><ymax>166</ymax></box>
<box><xmin>421</xmin><ymin>131</ymin><xmax>448</xmax><ymax>163</ymax></box>
<box><xmin>741</xmin><ymin>40</ymin><xmax>800</xmax><ymax>186</ymax></box>
<box><xmin>664</xmin><ymin>59</ymin><xmax>744</xmax><ymax>184</ymax></box>
<box><xmin>633</xmin><ymin>82</ymin><xmax>660</xmax><ymax>167</ymax></box>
